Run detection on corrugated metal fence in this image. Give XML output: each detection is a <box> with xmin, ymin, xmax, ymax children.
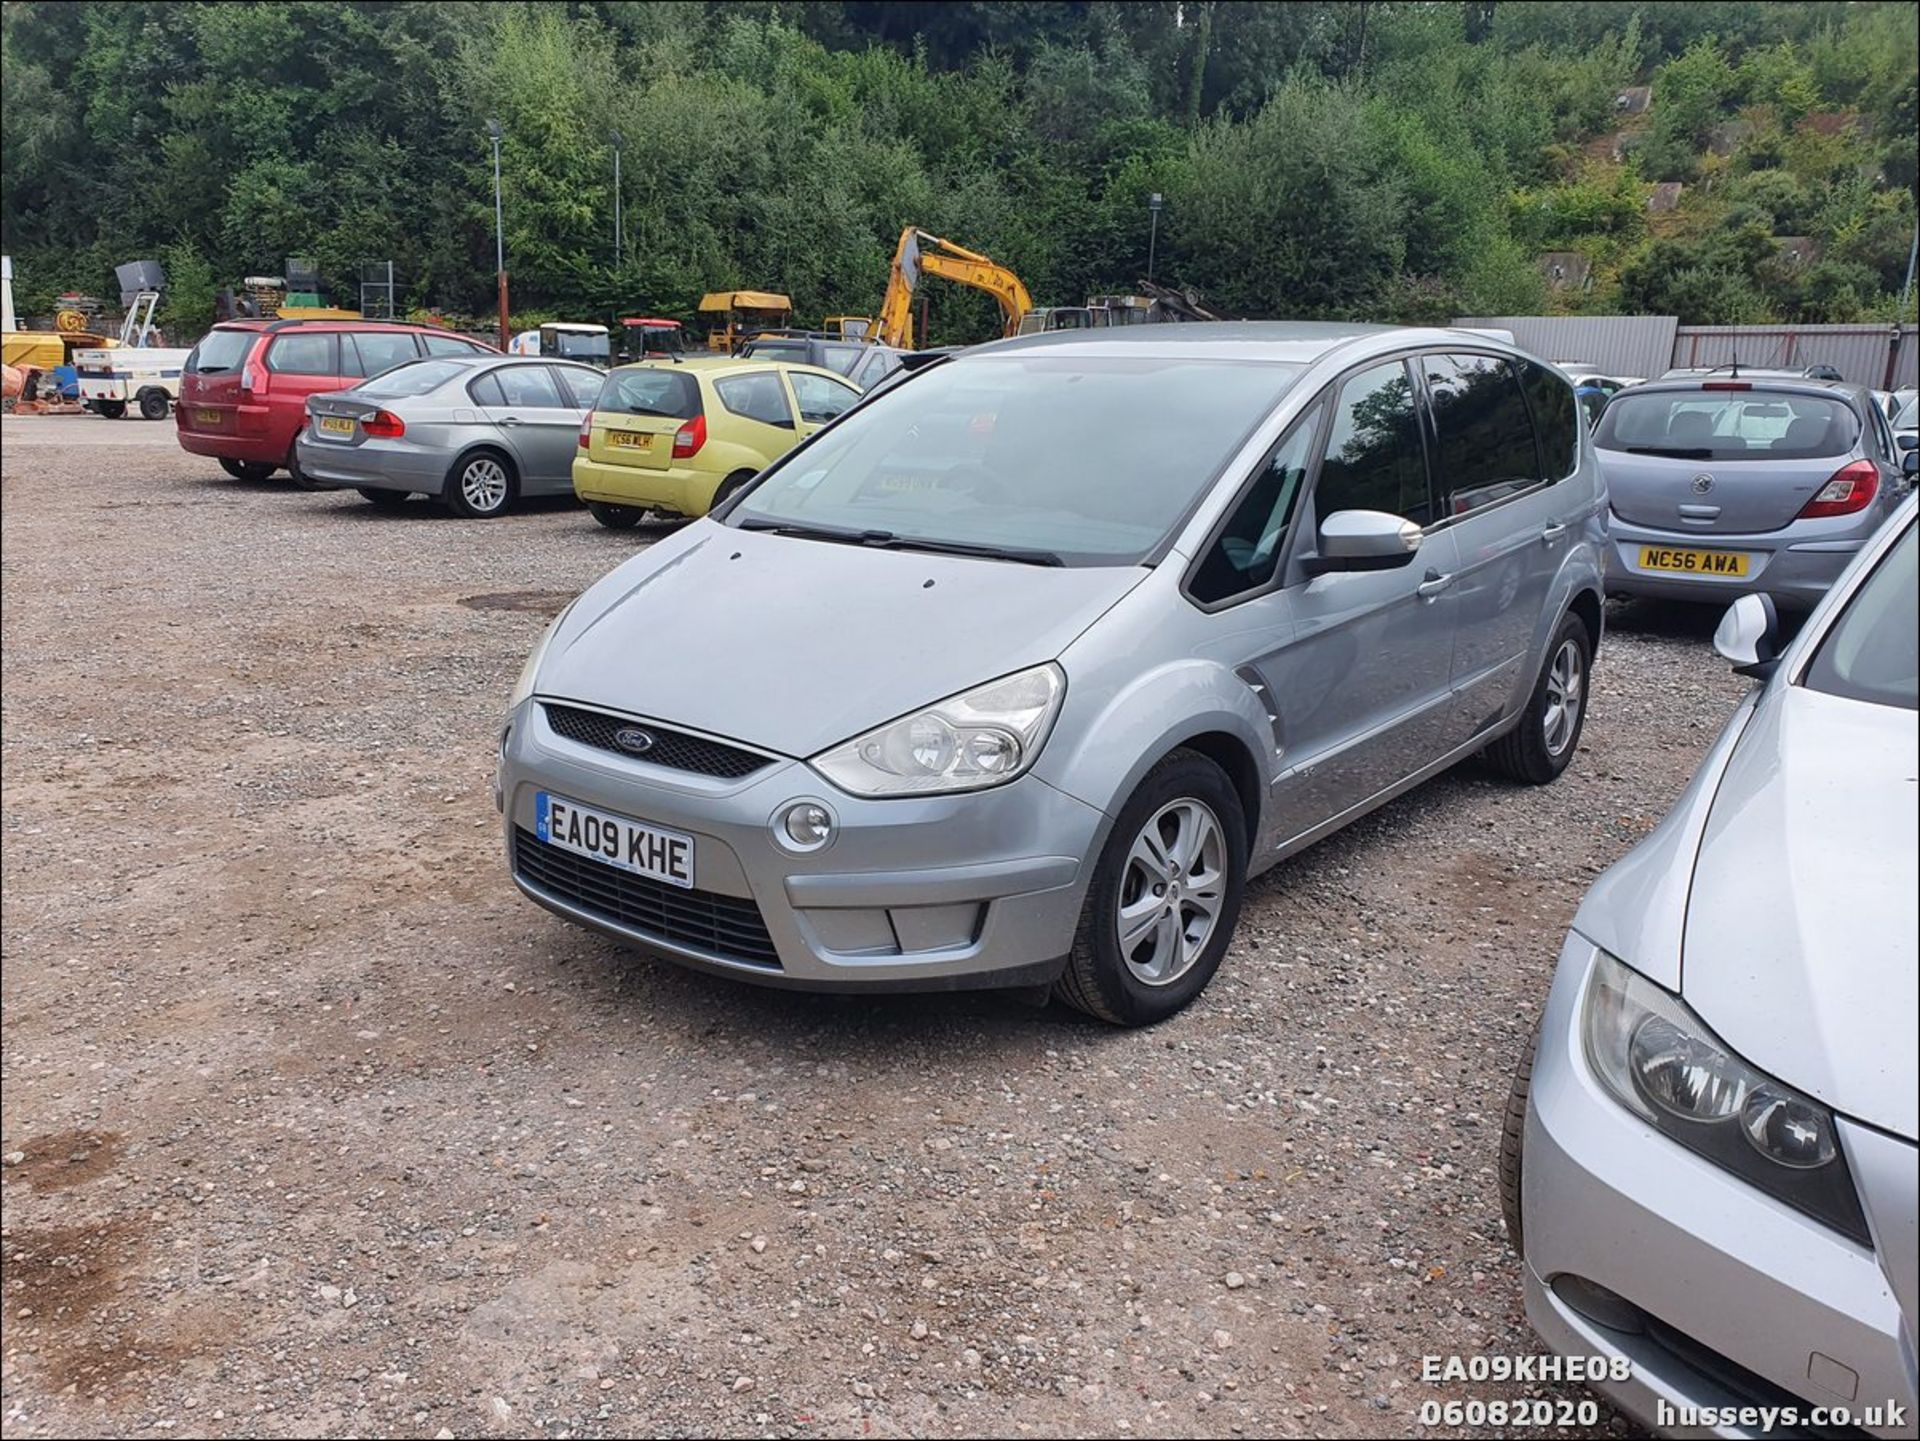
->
<box><xmin>1459</xmin><ymin>317</ymin><xmax>1918</xmax><ymax>389</ymax></box>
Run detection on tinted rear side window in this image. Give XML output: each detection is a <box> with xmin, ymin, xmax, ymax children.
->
<box><xmin>187</xmin><ymin>329</ymin><xmax>255</xmax><ymax>374</ymax></box>
<box><xmin>265</xmin><ymin>333</ymin><xmax>337</xmax><ymax>375</ymax></box>
<box><xmin>1596</xmin><ymin>391</ymin><xmax>1861</xmax><ymax>460</ymax></box>
<box><xmin>599</xmin><ymin>368</ymin><xmax>702</xmax><ymax>419</ymax></box>
<box><xmin>1421</xmin><ymin>353</ymin><xmax>1542</xmax><ymax>517</ymax></box>
<box><xmin>1520</xmin><ymin>361</ymin><xmax>1580</xmax><ymax>481</ymax></box>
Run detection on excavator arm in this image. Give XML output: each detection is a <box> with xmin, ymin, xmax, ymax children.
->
<box><xmin>874</xmin><ymin>227</ymin><xmax>1034</xmax><ymax>349</ymax></box>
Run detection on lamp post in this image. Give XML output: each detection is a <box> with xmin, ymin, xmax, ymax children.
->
<box><xmin>487</xmin><ymin>118</ymin><xmax>508</xmax><ymax>351</ymax></box>
<box><xmin>611</xmin><ymin>131</ymin><xmax>624</xmax><ymax>268</ymax></box>
<box><xmin>1147</xmin><ymin>192</ymin><xmax>1164</xmax><ymax>284</ymax></box>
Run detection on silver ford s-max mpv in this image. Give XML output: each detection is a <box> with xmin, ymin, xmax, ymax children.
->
<box><xmin>499</xmin><ymin>323</ymin><xmax>1607</xmax><ymax>1024</ymax></box>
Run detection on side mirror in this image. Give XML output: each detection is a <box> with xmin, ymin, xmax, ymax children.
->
<box><xmin>1714</xmin><ymin>593</ymin><xmax>1783</xmax><ymax>679</ymax></box>
<box><xmin>1897</xmin><ymin>433</ymin><xmax>1917</xmax><ymax>451</ymax></box>
<box><xmin>1901</xmin><ymin>446</ymin><xmax>1917</xmax><ymax>479</ymax></box>
<box><xmin>1308</xmin><ymin>510</ymin><xmax>1424</xmax><ymax>574</ymax></box>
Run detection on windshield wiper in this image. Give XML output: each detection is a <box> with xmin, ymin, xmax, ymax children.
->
<box><xmin>736</xmin><ymin>518</ymin><xmax>1063</xmax><ymax>566</ymax></box>
<box><xmin>1624</xmin><ymin>445</ymin><xmax>1714</xmax><ymax>459</ymax></box>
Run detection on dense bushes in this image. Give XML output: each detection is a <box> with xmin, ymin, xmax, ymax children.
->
<box><xmin>2</xmin><ymin>1</ymin><xmax>1913</xmax><ymax>340</ymax></box>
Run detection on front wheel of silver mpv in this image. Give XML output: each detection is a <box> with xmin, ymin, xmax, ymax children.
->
<box><xmin>1054</xmin><ymin>749</ymin><xmax>1248</xmax><ymax>1026</ymax></box>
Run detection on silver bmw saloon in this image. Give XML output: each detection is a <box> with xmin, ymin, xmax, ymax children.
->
<box><xmin>1505</xmin><ymin>496</ymin><xmax>1918</xmax><ymax>1435</ymax></box>
<box><xmin>498</xmin><ymin>323</ymin><xmax>1608</xmax><ymax>1024</ymax></box>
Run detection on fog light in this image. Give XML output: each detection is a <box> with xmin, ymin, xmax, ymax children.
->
<box><xmin>777</xmin><ymin>801</ymin><xmax>835</xmax><ymax>852</ymax></box>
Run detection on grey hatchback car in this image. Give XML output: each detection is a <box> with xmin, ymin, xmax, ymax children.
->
<box><xmin>499</xmin><ymin>323</ymin><xmax>1607</xmax><ymax>1024</ymax></box>
<box><xmin>1596</xmin><ymin>376</ymin><xmax>1911</xmax><ymax>610</ymax></box>
<box><xmin>296</xmin><ymin>354</ymin><xmax>604</xmax><ymax>517</ymax></box>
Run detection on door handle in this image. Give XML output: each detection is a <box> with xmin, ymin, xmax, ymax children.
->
<box><xmin>1417</xmin><ymin>570</ymin><xmax>1454</xmax><ymax>600</ymax></box>
<box><xmin>497</xmin><ymin>414</ymin><xmax>524</xmax><ymax>426</ymax></box>
<box><xmin>1541</xmin><ymin>521</ymin><xmax>1569</xmax><ymax>543</ymax></box>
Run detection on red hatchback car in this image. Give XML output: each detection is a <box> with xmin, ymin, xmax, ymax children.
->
<box><xmin>175</xmin><ymin>319</ymin><xmax>497</xmax><ymax>484</ymax></box>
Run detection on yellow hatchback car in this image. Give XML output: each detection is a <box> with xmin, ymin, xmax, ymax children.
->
<box><xmin>572</xmin><ymin>357</ymin><xmax>862</xmax><ymax>528</ymax></box>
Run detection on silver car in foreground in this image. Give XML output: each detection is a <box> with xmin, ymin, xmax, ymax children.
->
<box><xmin>1504</xmin><ymin>496</ymin><xmax>1918</xmax><ymax>1436</ymax></box>
<box><xmin>1597</xmin><ymin>376</ymin><xmax>1911</xmax><ymax>610</ymax></box>
<box><xmin>296</xmin><ymin>354</ymin><xmax>604</xmax><ymax>517</ymax></box>
<box><xmin>499</xmin><ymin>323</ymin><xmax>1606</xmax><ymax>1024</ymax></box>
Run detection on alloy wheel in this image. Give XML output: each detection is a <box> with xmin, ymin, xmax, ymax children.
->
<box><xmin>1543</xmin><ymin>638</ymin><xmax>1584</xmax><ymax>756</ymax></box>
<box><xmin>461</xmin><ymin>457</ymin><xmax>509</xmax><ymax>515</ymax></box>
<box><xmin>1117</xmin><ymin>798</ymin><xmax>1227</xmax><ymax>986</ymax></box>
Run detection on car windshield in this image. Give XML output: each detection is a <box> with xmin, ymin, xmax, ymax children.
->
<box><xmin>549</xmin><ymin>331</ymin><xmax>609</xmax><ymax>361</ymax></box>
<box><xmin>727</xmin><ymin>354</ymin><xmax>1301</xmax><ymax>566</ymax></box>
<box><xmin>1897</xmin><ymin>398</ymin><xmax>1917</xmax><ymax>431</ymax></box>
<box><xmin>1803</xmin><ymin>522</ymin><xmax>1917</xmax><ymax>710</ymax></box>
<box><xmin>187</xmin><ymin>329</ymin><xmax>254</xmax><ymax>374</ymax></box>
<box><xmin>357</xmin><ymin>359</ymin><xmax>468</xmax><ymax>397</ymax></box>
<box><xmin>1595</xmin><ymin>390</ymin><xmax>1859</xmax><ymax>460</ymax></box>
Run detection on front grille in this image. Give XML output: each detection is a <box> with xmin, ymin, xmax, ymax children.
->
<box><xmin>543</xmin><ymin>704</ymin><xmax>773</xmax><ymax>780</ymax></box>
<box><xmin>513</xmin><ymin>827</ymin><xmax>781</xmax><ymax>969</ymax></box>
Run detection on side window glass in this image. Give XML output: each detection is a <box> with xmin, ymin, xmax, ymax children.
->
<box><xmin>554</xmin><ymin>367</ymin><xmax>602</xmax><ymax>409</ymax></box>
<box><xmin>1313</xmin><ymin>361</ymin><xmax>1430</xmax><ymax>526</ymax></box>
<box><xmin>1423</xmin><ymin>353</ymin><xmax>1543</xmax><ymax>517</ymax></box>
<box><xmin>1520</xmin><ymin>360</ymin><xmax>1580</xmax><ymax>483</ymax></box>
<box><xmin>716</xmin><ymin>373</ymin><xmax>794</xmax><ymax>428</ymax></box>
<box><xmin>345</xmin><ymin>331</ymin><xmax>423</xmax><ymax>379</ymax></box>
<box><xmin>1190</xmin><ymin>405</ymin><xmax>1322</xmax><ymax>606</ymax></box>
<box><xmin>789</xmin><ymin>372</ymin><xmax>858</xmax><ymax>424</ymax></box>
<box><xmin>493</xmin><ymin>365</ymin><xmax>565</xmax><ymax>409</ymax></box>
<box><xmin>467</xmin><ymin>372</ymin><xmax>506</xmax><ymax>407</ymax></box>
<box><xmin>265</xmin><ymin>332</ymin><xmax>336</xmax><ymax>375</ymax></box>
<box><xmin>423</xmin><ymin>333</ymin><xmax>477</xmax><ymax>357</ymax></box>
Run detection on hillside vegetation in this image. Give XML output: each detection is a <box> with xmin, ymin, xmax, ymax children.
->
<box><xmin>3</xmin><ymin>1</ymin><xmax>1915</xmax><ymax>342</ymax></box>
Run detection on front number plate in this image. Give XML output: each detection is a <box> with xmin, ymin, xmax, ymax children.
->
<box><xmin>1638</xmin><ymin>545</ymin><xmax>1750</xmax><ymax>577</ymax></box>
<box><xmin>536</xmin><ymin>792</ymin><xmax>694</xmax><ymax>888</ymax></box>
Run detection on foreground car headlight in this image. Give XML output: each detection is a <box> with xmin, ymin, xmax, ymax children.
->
<box><xmin>507</xmin><ymin>603</ymin><xmax>575</xmax><ymax>714</ymax></box>
<box><xmin>812</xmin><ymin>663</ymin><xmax>1065</xmax><ymax>797</ymax></box>
<box><xmin>1582</xmin><ymin>951</ymin><xmax>1870</xmax><ymax>1244</ymax></box>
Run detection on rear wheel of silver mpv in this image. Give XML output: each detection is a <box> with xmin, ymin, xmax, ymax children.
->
<box><xmin>1485</xmin><ymin>612</ymin><xmax>1590</xmax><ymax>785</ymax></box>
<box><xmin>446</xmin><ymin>452</ymin><xmax>517</xmax><ymax>518</ymax></box>
<box><xmin>1054</xmin><ymin>749</ymin><xmax>1247</xmax><ymax>1026</ymax></box>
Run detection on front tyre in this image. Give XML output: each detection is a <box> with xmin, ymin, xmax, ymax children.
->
<box><xmin>445</xmin><ymin>451</ymin><xmax>518</xmax><ymax>518</ymax></box>
<box><xmin>1053</xmin><ymin>749</ymin><xmax>1247</xmax><ymax>1026</ymax></box>
<box><xmin>1498</xmin><ymin>1028</ymin><xmax>1538</xmax><ymax>1255</ymax></box>
<box><xmin>1484</xmin><ymin>611</ymin><xmax>1590</xmax><ymax>785</ymax></box>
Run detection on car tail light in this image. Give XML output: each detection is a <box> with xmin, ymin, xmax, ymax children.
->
<box><xmin>672</xmin><ymin>413</ymin><xmax>706</xmax><ymax>459</ymax></box>
<box><xmin>1702</xmin><ymin>381</ymin><xmax>1752</xmax><ymax>391</ymax></box>
<box><xmin>1798</xmin><ymin>460</ymin><xmax>1878</xmax><ymax>519</ymax></box>
<box><xmin>578</xmin><ymin>411</ymin><xmax>594</xmax><ymax>449</ymax></box>
<box><xmin>362</xmin><ymin>409</ymin><xmax>406</xmax><ymax>439</ymax></box>
<box><xmin>242</xmin><ymin>359</ymin><xmax>268</xmax><ymax>397</ymax></box>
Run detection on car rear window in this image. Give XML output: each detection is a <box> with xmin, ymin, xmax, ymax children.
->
<box><xmin>1803</xmin><ymin>523</ymin><xmax>1917</xmax><ymax>710</ymax></box>
<box><xmin>357</xmin><ymin>359</ymin><xmax>468</xmax><ymax>398</ymax></box>
<box><xmin>598</xmin><ymin>368</ymin><xmax>702</xmax><ymax>419</ymax></box>
<box><xmin>1595</xmin><ymin>390</ymin><xmax>1860</xmax><ymax>460</ymax></box>
<box><xmin>187</xmin><ymin>329</ymin><xmax>256</xmax><ymax>374</ymax></box>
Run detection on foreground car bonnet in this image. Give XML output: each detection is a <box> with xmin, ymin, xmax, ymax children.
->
<box><xmin>1681</xmin><ymin>682</ymin><xmax>1919</xmax><ymax>1140</ymax></box>
<box><xmin>538</xmin><ymin>523</ymin><xmax>1148</xmax><ymax>756</ymax></box>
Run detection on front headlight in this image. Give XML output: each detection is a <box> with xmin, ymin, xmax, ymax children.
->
<box><xmin>1582</xmin><ymin>951</ymin><xmax>1870</xmax><ymax>1244</ymax></box>
<box><xmin>507</xmin><ymin>603</ymin><xmax>574</xmax><ymax>714</ymax></box>
<box><xmin>812</xmin><ymin>663</ymin><xmax>1065</xmax><ymax>797</ymax></box>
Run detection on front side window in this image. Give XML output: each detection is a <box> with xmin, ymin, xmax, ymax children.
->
<box><xmin>345</xmin><ymin>331</ymin><xmax>422</xmax><ymax>379</ymax></box>
<box><xmin>1312</xmin><ymin>360</ymin><xmax>1431</xmax><ymax>525</ymax></box>
<box><xmin>789</xmin><ymin>371</ymin><xmax>859</xmax><ymax>424</ymax></box>
<box><xmin>492</xmin><ymin>365</ymin><xmax>565</xmax><ymax>409</ymax></box>
<box><xmin>265</xmin><ymin>333</ymin><xmax>336</xmax><ymax>375</ymax></box>
<box><xmin>1189</xmin><ymin>405</ymin><xmax>1322</xmax><ymax>606</ymax></box>
<box><xmin>1803</xmin><ymin>523</ymin><xmax>1917</xmax><ymax>710</ymax></box>
<box><xmin>729</xmin><ymin>354</ymin><xmax>1301</xmax><ymax>567</ymax></box>
<box><xmin>1422</xmin><ymin>353</ymin><xmax>1545</xmax><ymax>517</ymax></box>
<box><xmin>716</xmin><ymin>372</ymin><xmax>795</xmax><ymax>428</ymax></box>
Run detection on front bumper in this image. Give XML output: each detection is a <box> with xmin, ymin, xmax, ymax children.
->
<box><xmin>294</xmin><ymin>434</ymin><xmax>448</xmax><ymax>494</ymax></box>
<box><xmin>573</xmin><ymin>456</ymin><xmax>720</xmax><ymax>517</ymax></box>
<box><xmin>499</xmin><ymin>698</ymin><xmax>1102</xmax><ymax>990</ymax></box>
<box><xmin>1520</xmin><ymin>935</ymin><xmax>1916</xmax><ymax>1437</ymax></box>
<box><xmin>1605</xmin><ymin>515</ymin><xmax>1869</xmax><ymax>609</ymax></box>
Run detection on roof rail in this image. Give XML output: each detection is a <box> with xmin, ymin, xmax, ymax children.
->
<box><xmin>262</xmin><ymin>317</ymin><xmax>448</xmax><ymax>333</ymax></box>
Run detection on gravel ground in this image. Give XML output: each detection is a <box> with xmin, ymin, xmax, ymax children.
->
<box><xmin>2</xmin><ymin>414</ymin><xmax>1752</xmax><ymax>1440</ymax></box>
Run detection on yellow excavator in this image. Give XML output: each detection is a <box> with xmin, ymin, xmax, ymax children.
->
<box><xmin>874</xmin><ymin>228</ymin><xmax>1033</xmax><ymax>349</ymax></box>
